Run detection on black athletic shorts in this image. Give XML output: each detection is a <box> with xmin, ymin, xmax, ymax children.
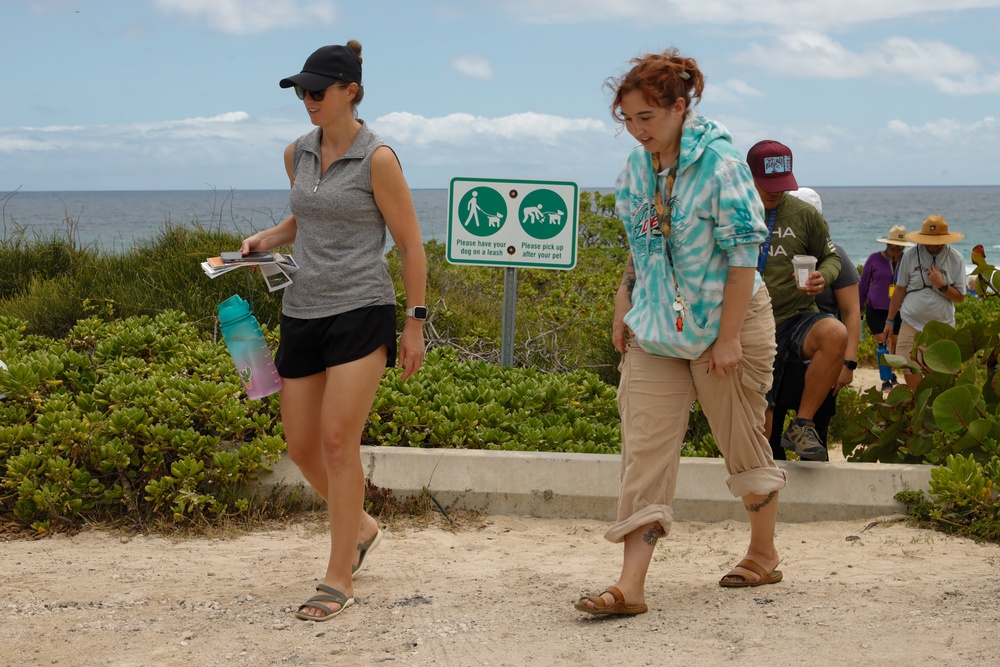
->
<box><xmin>864</xmin><ymin>304</ymin><xmax>901</xmax><ymax>337</ymax></box>
<box><xmin>766</xmin><ymin>311</ymin><xmax>837</xmax><ymax>409</ymax></box>
<box><xmin>275</xmin><ymin>305</ymin><xmax>397</xmax><ymax>378</ymax></box>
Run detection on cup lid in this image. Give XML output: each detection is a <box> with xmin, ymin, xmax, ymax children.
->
<box><xmin>217</xmin><ymin>295</ymin><xmax>250</xmax><ymax>323</ymax></box>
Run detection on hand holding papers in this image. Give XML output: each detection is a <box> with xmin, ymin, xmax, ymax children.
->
<box><xmin>201</xmin><ymin>252</ymin><xmax>299</xmax><ymax>292</ymax></box>
<box><xmin>220</xmin><ymin>250</ymin><xmax>275</xmax><ymax>263</ymax></box>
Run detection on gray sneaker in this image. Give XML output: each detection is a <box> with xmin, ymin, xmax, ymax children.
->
<box><xmin>780</xmin><ymin>418</ymin><xmax>829</xmax><ymax>462</ymax></box>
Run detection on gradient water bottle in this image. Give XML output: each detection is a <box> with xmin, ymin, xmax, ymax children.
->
<box><xmin>877</xmin><ymin>342</ymin><xmax>894</xmax><ymax>383</ymax></box>
<box><xmin>217</xmin><ymin>295</ymin><xmax>283</xmax><ymax>400</ymax></box>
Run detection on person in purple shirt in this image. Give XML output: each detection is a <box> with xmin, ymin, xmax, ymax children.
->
<box><xmin>859</xmin><ymin>225</ymin><xmax>913</xmax><ymax>390</ymax></box>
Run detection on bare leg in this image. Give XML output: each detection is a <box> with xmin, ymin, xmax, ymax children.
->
<box><xmin>282</xmin><ymin>347</ymin><xmax>387</xmax><ymax>618</ymax></box>
<box><xmin>281</xmin><ymin>376</ymin><xmax>380</xmax><ymax>559</ymax></box>
<box><xmin>577</xmin><ymin>523</ymin><xmax>661</xmax><ymax>610</ymax></box>
<box><xmin>721</xmin><ymin>490</ymin><xmax>780</xmax><ymax>583</ymax></box>
<box><xmin>798</xmin><ymin>319</ymin><xmax>847</xmax><ymax>420</ymax></box>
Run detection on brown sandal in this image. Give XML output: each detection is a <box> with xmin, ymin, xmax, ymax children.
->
<box><xmin>719</xmin><ymin>558</ymin><xmax>783</xmax><ymax>588</ymax></box>
<box><xmin>574</xmin><ymin>586</ymin><xmax>648</xmax><ymax>616</ymax></box>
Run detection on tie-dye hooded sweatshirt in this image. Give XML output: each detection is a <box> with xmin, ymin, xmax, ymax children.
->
<box><xmin>615</xmin><ymin>113</ymin><xmax>767</xmax><ymax>359</ymax></box>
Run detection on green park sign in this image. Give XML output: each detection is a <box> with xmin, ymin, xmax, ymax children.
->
<box><xmin>447</xmin><ymin>177</ymin><xmax>578</xmax><ymax>270</ymax></box>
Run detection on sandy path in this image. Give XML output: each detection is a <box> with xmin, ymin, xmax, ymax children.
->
<box><xmin>2</xmin><ymin>512</ymin><xmax>998</xmax><ymax>667</ymax></box>
<box><xmin>5</xmin><ymin>366</ymin><xmax>996</xmax><ymax>667</ymax></box>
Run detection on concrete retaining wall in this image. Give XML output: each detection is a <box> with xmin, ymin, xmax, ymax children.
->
<box><xmin>260</xmin><ymin>446</ymin><xmax>933</xmax><ymax>523</ymax></box>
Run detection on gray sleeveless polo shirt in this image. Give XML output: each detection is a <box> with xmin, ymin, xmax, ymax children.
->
<box><xmin>283</xmin><ymin>122</ymin><xmax>397</xmax><ymax>319</ymax></box>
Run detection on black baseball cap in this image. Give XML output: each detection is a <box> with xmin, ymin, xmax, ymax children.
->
<box><xmin>279</xmin><ymin>44</ymin><xmax>362</xmax><ymax>91</ymax></box>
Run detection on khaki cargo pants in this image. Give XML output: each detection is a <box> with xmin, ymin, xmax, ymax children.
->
<box><xmin>606</xmin><ymin>287</ymin><xmax>788</xmax><ymax>543</ymax></box>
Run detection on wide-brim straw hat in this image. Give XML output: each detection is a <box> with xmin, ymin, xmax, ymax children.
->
<box><xmin>875</xmin><ymin>224</ymin><xmax>915</xmax><ymax>247</ymax></box>
<box><xmin>905</xmin><ymin>215</ymin><xmax>964</xmax><ymax>245</ymax></box>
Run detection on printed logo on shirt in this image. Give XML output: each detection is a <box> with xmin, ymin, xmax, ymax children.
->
<box><xmin>764</xmin><ymin>226</ymin><xmax>798</xmax><ymax>257</ymax></box>
<box><xmin>629</xmin><ymin>199</ymin><xmax>662</xmax><ymax>258</ymax></box>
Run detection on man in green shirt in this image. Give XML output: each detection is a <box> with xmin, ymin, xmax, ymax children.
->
<box><xmin>747</xmin><ymin>140</ymin><xmax>847</xmax><ymax>462</ymax></box>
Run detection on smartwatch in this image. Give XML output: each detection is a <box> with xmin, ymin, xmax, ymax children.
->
<box><xmin>406</xmin><ymin>306</ymin><xmax>428</xmax><ymax>320</ymax></box>
<box><xmin>843</xmin><ymin>360</ymin><xmax>858</xmax><ymax>371</ymax></box>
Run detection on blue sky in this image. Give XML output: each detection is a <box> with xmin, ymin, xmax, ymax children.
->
<box><xmin>2</xmin><ymin>0</ymin><xmax>999</xmax><ymax>191</ymax></box>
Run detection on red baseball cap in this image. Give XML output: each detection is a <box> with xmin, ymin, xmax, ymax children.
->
<box><xmin>747</xmin><ymin>140</ymin><xmax>798</xmax><ymax>193</ymax></box>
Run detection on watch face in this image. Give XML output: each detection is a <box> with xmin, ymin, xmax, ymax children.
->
<box><xmin>409</xmin><ymin>306</ymin><xmax>428</xmax><ymax>320</ymax></box>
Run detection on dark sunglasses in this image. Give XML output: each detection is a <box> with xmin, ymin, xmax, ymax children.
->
<box><xmin>293</xmin><ymin>83</ymin><xmax>347</xmax><ymax>102</ymax></box>
<box><xmin>294</xmin><ymin>84</ymin><xmax>326</xmax><ymax>101</ymax></box>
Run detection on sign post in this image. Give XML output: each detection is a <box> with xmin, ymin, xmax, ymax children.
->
<box><xmin>447</xmin><ymin>178</ymin><xmax>579</xmax><ymax>366</ymax></box>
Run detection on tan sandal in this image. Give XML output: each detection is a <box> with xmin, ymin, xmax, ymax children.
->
<box><xmin>574</xmin><ymin>586</ymin><xmax>647</xmax><ymax>616</ymax></box>
<box><xmin>719</xmin><ymin>558</ymin><xmax>783</xmax><ymax>588</ymax></box>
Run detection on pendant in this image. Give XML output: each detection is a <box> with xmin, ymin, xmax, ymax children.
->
<box><xmin>888</xmin><ymin>284</ymin><xmax>895</xmax><ymax>298</ymax></box>
<box><xmin>673</xmin><ymin>295</ymin><xmax>685</xmax><ymax>332</ymax></box>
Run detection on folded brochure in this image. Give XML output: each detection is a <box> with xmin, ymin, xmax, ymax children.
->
<box><xmin>201</xmin><ymin>252</ymin><xmax>299</xmax><ymax>292</ymax></box>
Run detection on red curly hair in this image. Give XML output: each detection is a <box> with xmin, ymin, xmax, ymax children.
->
<box><xmin>607</xmin><ymin>48</ymin><xmax>705</xmax><ymax>124</ymax></box>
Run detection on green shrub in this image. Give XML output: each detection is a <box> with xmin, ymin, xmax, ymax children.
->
<box><xmin>3</xmin><ymin>191</ymin><xmax>997</xmax><ymax>542</ymax></box>
<box><xmin>367</xmin><ymin>346</ymin><xmax>621</xmax><ymax>454</ymax></box>
<box><xmin>0</xmin><ymin>311</ymin><xmax>285</xmax><ymax>532</ymax></box>
<box><xmin>895</xmin><ymin>453</ymin><xmax>1000</xmax><ymax>542</ymax></box>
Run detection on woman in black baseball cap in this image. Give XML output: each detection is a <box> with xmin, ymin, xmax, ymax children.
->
<box><xmin>279</xmin><ymin>43</ymin><xmax>364</xmax><ymax>104</ymax></box>
<box><xmin>240</xmin><ymin>41</ymin><xmax>428</xmax><ymax>621</ymax></box>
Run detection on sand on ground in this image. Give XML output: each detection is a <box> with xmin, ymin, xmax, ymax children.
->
<box><xmin>3</xmin><ymin>367</ymin><xmax>998</xmax><ymax>667</ymax></box>
<box><xmin>3</xmin><ymin>513</ymin><xmax>999</xmax><ymax>667</ymax></box>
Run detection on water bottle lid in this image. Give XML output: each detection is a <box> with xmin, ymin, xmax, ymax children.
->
<box><xmin>217</xmin><ymin>294</ymin><xmax>250</xmax><ymax>324</ymax></box>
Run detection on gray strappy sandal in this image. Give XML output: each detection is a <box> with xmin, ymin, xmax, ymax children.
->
<box><xmin>352</xmin><ymin>528</ymin><xmax>382</xmax><ymax>578</ymax></box>
<box><xmin>294</xmin><ymin>584</ymin><xmax>355</xmax><ymax>621</ymax></box>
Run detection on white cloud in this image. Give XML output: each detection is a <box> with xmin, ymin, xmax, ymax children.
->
<box><xmin>0</xmin><ymin>110</ymin><xmax>623</xmax><ymax>189</ymax></box>
<box><xmin>741</xmin><ymin>33</ymin><xmax>1000</xmax><ymax>94</ymax></box>
<box><xmin>1</xmin><ymin>108</ymin><xmax>994</xmax><ymax>190</ymax></box>
<box><xmin>154</xmin><ymin>0</ymin><xmax>337</xmax><ymax>34</ymax></box>
<box><xmin>450</xmin><ymin>55</ymin><xmax>495</xmax><ymax>81</ymax></box>
<box><xmin>940</xmin><ymin>72</ymin><xmax>1000</xmax><ymax>95</ymax></box>
<box><xmin>704</xmin><ymin>79</ymin><xmax>765</xmax><ymax>107</ymax></box>
<box><xmin>498</xmin><ymin>1</ymin><xmax>1000</xmax><ymax>96</ymax></box>
<box><xmin>1</xmin><ymin>112</ymin><xmax>257</xmax><ymax>151</ymax></box>
<box><xmin>742</xmin><ymin>32</ymin><xmax>869</xmax><ymax>79</ymax></box>
<box><xmin>495</xmin><ymin>0</ymin><xmax>1000</xmax><ymax>29</ymax></box>
<box><xmin>1</xmin><ymin>115</ymin><xmax>303</xmax><ymax>191</ymax></box>
<box><xmin>887</xmin><ymin>115</ymin><xmax>997</xmax><ymax>141</ymax></box>
<box><xmin>369</xmin><ymin>112</ymin><xmax>621</xmax><ymax>186</ymax></box>
<box><xmin>372</xmin><ymin>111</ymin><xmax>607</xmax><ymax>147</ymax></box>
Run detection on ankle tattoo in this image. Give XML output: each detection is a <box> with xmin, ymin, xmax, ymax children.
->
<box><xmin>642</xmin><ymin>525</ymin><xmax>665</xmax><ymax>546</ymax></box>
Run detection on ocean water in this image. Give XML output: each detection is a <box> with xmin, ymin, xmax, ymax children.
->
<box><xmin>2</xmin><ymin>186</ymin><xmax>997</xmax><ymax>269</ymax></box>
<box><xmin>0</xmin><ymin>189</ymin><xmax>448</xmax><ymax>254</ymax></box>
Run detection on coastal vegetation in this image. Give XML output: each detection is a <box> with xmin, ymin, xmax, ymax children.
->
<box><xmin>0</xmin><ymin>192</ymin><xmax>997</xmax><ymax>541</ymax></box>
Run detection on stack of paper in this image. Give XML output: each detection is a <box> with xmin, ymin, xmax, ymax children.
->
<box><xmin>201</xmin><ymin>252</ymin><xmax>299</xmax><ymax>292</ymax></box>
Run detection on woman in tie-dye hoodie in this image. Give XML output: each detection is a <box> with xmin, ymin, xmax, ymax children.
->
<box><xmin>575</xmin><ymin>48</ymin><xmax>787</xmax><ymax>618</ymax></box>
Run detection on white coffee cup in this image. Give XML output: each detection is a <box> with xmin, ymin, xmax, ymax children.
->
<box><xmin>792</xmin><ymin>255</ymin><xmax>817</xmax><ymax>290</ymax></box>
